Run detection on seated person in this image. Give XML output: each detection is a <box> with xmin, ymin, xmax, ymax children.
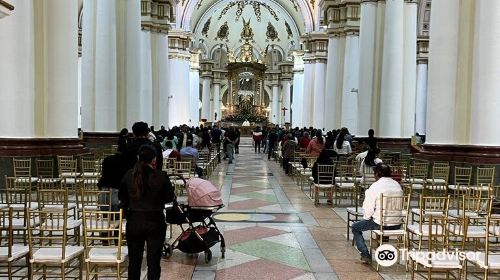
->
<box><xmin>180</xmin><ymin>140</ymin><xmax>203</xmax><ymax>178</ymax></box>
<box><xmin>162</xmin><ymin>141</ymin><xmax>181</xmax><ymax>161</ymax></box>
<box><xmin>352</xmin><ymin>164</ymin><xmax>403</xmax><ymax>264</ymax></box>
<box><xmin>311</xmin><ymin>149</ymin><xmax>335</xmax><ymax>184</ymax></box>
<box><xmin>359</xmin><ymin>148</ymin><xmax>382</xmax><ymax>178</ymax></box>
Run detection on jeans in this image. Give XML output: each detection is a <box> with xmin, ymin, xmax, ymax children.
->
<box><xmin>351</xmin><ymin>219</ymin><xmax>400</xmax><ymax>257</ymax></box>
<box><xmin>126</xmin><ymin>211</ymin><xmax>166</xmax><ymax>280</ymax></box>
<box><xmin>226</xmin><ymin>143</ymin><xmax>235</xmax><ymax>162</ymax></box>
<box><xmin>254</xmin><ymin>140</ymin><xmax>261</xmax><ymax>153</ymax></box>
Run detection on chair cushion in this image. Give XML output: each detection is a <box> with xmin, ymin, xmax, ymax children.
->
<box><xmin>313</xmin><ymin>183</ymin><xmax>334</xmax><ymax>189</ymax></box>
<box><xmin>32</xmin><ymin>246</ymin><xmax>84</xmax><ymax>263</ymax></box>
<box><xmin>467</xmin><ymin>252</ymin><xmax>500</xmax><ymax>269</ymax></box>
<box><xmin>0</xmin><ymin>245</ymin><xmax>29</xmax><ymax>261</ymax></box>
<box><xmin>15</xmin><ymin>177</ymin><xmax>39</xmax><ymax>183</ymax></box>
<box><xmin>409</xmin><ymin>250</ymin><xmax>461</xmax><ymax>268</ymax></box>
<box><xmin>337</xmin><ymin>182</ymin><xmax>355</xmax><ymax>188</ymax></box>
<box><xmin>448</xmin><ymin>185</ymin><xmax>469</xmax><ymax>191</ymax></box>
<box><xmin>447</xmin><ymin>209</ymin><xmax>479</xmax><ymax>218</ymax></box>
<box><xmin>407</xmin><ymin>224</ymin><xmax>443</xmax><ymax>236</ymax></box>
<box><xmin>347</xmin><ymin>207</ymin><xmax>364</xmax><ymax>215</ymax></box>
<box><xmin>410</xmin><ymin>208</ymin><xmax>445</xmax><ymax>217</ymax></box>
<box><xmin>426</xmin><ymin>178</ymin><xmax>446</xmax><ymax>184</ymax></box>
<box><xmin>448</xmin><ymin>224</ymin><xmax>485</xmax><ymax>238</ymax></box>
<box><xmin>372</xmin><ymin>229</ymin><xmax>406</xmax><ymax>236</ymax></box>
<box><xmin>87</xmin><ymin>247</ymin><xmax>128</xmax><ymax>263</ymax></box>
<box><xmin>410</xmin><ymin>184</ymin><xmax>424</xmax><ymax>190</ymax></box>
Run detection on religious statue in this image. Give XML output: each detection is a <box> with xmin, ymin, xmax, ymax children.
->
<box><xmin>240</xmin><ymin>18</ymin><xmax>254</xmax><ymax>42</ymax></box>
<box><xmin>242</xmin><ymin>119</ymin><xmax>250</xmax><ymax>126</ymax></box>
<box><xmin>240</xmin><ymin>42</ymin><xmax>254</xmax><ymax>62</ymax></box>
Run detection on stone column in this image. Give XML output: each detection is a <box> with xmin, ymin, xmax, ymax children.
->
<box><xmin>81</xmin><ymin>0</ymin><xmax>118</xmax><ymax>132</ymax></box>
<box><xmin>34</xmin><ymin>0</ymin><xmax>79</xmax><ymax>137</ymax></box>
<box><xmin>151</xmin><ymin>32</ymin><xmax>169</xmax><ymax>128</ymax></box>
<box><xmin>379</xmin><ymin>0</ymin><xmax>404</xmax><ymax>137</ymax></box>
<box><xmin>279</xmin><ymin>62</ymin><xmax>294</xmax><ymax>125</ymax></box>
<box><xmin>401</xmin><ymin>0</ymin><xmax>418</xmax><ymax>137</ymax></box>
<box><xmin>309</xmin><ymin>33</ymin><xmax>328</xmax><ymax>129</ymax></box>
<box><xmin>415</xmin><ymin>37</ymin><xmax>428</xmax><ymax>136</ymax></box>
<box><xmin>357</xmin><ymin>0</ymin><xmax>378</xmax><ymax>135</ymax></box>
<box><xmin>212</xmin><ymin>70</ymin><xmax>224</xmax><ymax>122</ymax></box>
<box><xmin>292</xmin><ymin>51</ymin><xmax>305</xmax><ymax>127</ymax></box>
<box><xmin>301</xmin><ymin>56</ymin><xmax>314</xmax><ymax>127</ymax></box>
<box><xmin>189</xmin><ymin>50</ymin><xmax>200</xmax><ymax>126</ymax></box>
<box><xmin>470</xmin><ymin>0</ymin><xmax>500</xmax><ymax>145</ymax></box>
<box><xmin>139</xmin><ymin>31</ymin><xmax>153</xmax><ymax>124</ymax></box>
<box><xmin>200</xmin><ymin>60</ymin><xmax>214</xmax><ymax>122</ymax></box>
<box><xmin>0</xmin><ymin>0</ymin><xmax>35</xmax><ymax>137</ymax></box>
<box><xmin>168</xmin><ymin>30</ymin><xmax>191</xmax><ymax>127</ymax></box>
<box><xmin>268</xmin><ymin>72</ymin><xmax>280</xmax><ymax>125</ymax></box>
<box><xmin>426</xmin><ymin>0</ymin><xmax>460</xmax><ymax>144</ymax></box>
<box><xmin>341</xmin><ymin>3</ymin><xmax>360</xmax><ymax>134</ymax></box>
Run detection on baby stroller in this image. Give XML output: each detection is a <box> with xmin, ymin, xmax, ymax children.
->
<box><xmin>164</xmin><ymin>177</ymin><xmax>226</xmax><ymax>263</ymax></box>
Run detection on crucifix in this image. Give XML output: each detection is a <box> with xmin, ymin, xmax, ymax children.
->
<box><xmin>281</xmin><ymin>107</ymin><xmax>288</xmax><ymax>116</ymax></box>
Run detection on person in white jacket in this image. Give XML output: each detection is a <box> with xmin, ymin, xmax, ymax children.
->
<box><xmin>351</xmin><ymin>163</ymin><xmax>403</xmax><ymax>264</ymax></box>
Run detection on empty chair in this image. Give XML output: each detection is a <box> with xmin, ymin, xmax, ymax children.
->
<box><xmin>0</xmin><ymin>207</ymin><xmax>30</xmax><ymax>280</ymax></box>
<box><xmin>27</xmin><ymin>209</ymin><xmax>84</xmax><ymax>280</ymax></box>
<box><xmin>448</xmin><ymin>166</ymin><xmax>472</xmax><ymax>200</ymax></box>
<box><xmin>424</xmin><ymin>163</ymin><xmax>450</xmax><ymax>196</ymax></box>
<box><xmin>82</xmin><ymin>209</ymin><xmax>127</xmax><ymax>280</ymax></box>
<box><xmin>12</xmin><ymin>158</ymin><xmax>38</xmax><ymax>184</ymax></box>
<box><xmin>470</xmin><ymin>166</ymin><xmax>495</xmax><ymax>196</ymax></box>
<box><xmin>312</xmin><ymin>164</ymin><xmax>335</xmax><ymax>206</ymax></box>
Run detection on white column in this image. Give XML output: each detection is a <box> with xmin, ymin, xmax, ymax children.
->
<box><xmin>0</xmin><ymin>0</ymin><xmax>35</xmax><ymax>137</ymax></box>
<box><xmin>151</xmin><ymin>32</ymin><xmax>169</xmax><ymax>128</ymax></box>
<box><xmin>402</xmin><ymin>0</ymin><xmax>418</xmax><ymax>137</ymax></box>
<box><xmin>313</xmin><ymin>60</ymin><xmax>326</xmax><ymax>129</ymax></box>
<box><xmin>379</xmin><ymin>0</ymin><xmax>404</xmax><ymax>137</ymax></box>
<box><xmin>34</xmin><ymin>0</ymin><xmax>79</xmax><ymax>137</ymax></box>
<box><xmin>357</xmin><ymin>1</ymin><xmax>377</xmax><ymax>136</ymax></box>
<box><xmin>81</xmin><ymin>0</ymin><xmax>117</xmax><ymax>132</ymax></box>
<box><xmin>271</xmin><ymin>83</ymin><xmax>280</xmax><ymax>124</ymax></box>
<box><xmin>139</xmin><ymin>31</ymin><xmax>153</xmax><ymax>124</ymax></box>
<box><xmin>324</xmin><ymin>36</ymin><xmax>344</xmax><ymax>130</ymax></box>
<box><xmin>168</xmin><ymin>58</ymin><xmax>191</xmax><ymax>126</ymax></box>
<box><xmin>470</xmin><ymin>0</ymin><xmax>500</xmax><ymax>145</ymax></box>
<box><xmin>212</xmin><ymin>82</ymin><xmax>221</xmax><ymax>122</ymax></box>
<box><xmin>415</xmin><ymin>63</ymin><xmax>427</xmax><ymax>135</ymax></box>
<box><xmin>189</xmin><ymin>69</ymin><xmax>200</xmax><ymax>126</ymax></box>
<box><xmin>292</xmin><ymin>52</ymin><xmax>305</xmax><ymax>127</ymax></box>
<box><xmin>201</xmin><ymin>77</ymin><xmax>212</xmax><ymax>121</ymax></box>
<box><xmin>281</xmin><ymin>79</ymin><xmax>291</xmax><ymax>124</ymax></box>
<box><xmin>124</xmin><ymin>0</ymin><xmax>142</xmax><ymax>127</ymax></box>
<box><xmin>426</xmin><ymin>0</ymin><xmax>460</xmax><ymax>144</ymax></box>
<box><xmin>341</xmin><ymin>34</ymin><xmax>359</xmax><ymax>134</ymax></box>
<box><xmin>301</xmin><ymin>58</ymin><xmax>314</xmax><ymax>127</ymax></box>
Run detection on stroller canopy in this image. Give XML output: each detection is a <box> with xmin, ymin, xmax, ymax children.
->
<box><xmin>187</xmin><ymin>178</ymin><xmax>223</xmax><ymax>207</ymax></box>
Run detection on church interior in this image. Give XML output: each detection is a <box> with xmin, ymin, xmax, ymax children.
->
<box><xmin>0</xmin><ymin>0</ymin><xmax>500</xmax><ymax>279</ymax></box>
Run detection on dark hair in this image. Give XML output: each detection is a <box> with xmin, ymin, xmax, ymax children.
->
<box><xmin>120</xmin><ymin>128</ymin><xmax>129</xmax><ymax>136</ymax></box>
<box><xmin>374</xmin><ymin>163</ymin><xmax>391</xmax><ymax>178</ymax></box>
<box><xmin>132</xmin><ymin>122</ymin><xmax>149</xmax><ymax>137</ymax></box>
<box><xmin>130</xmin><ymin>145</ymin><xmax>156</xmax><ymax>200</ymax></box>
<box><xmin>368</xmin><ymin>129</ymin><xmax>375</xmax><ymax>137</ymax></box>
<box><xmin>364</xmin><ymin>148</ymin><xmax>380</xmax><ymax>167</ymax></box>
<box><xmin>315</xmin><ymin>130</ymin><xmax>324</xmax><ymax>144</ymax></box>
<box><xmin>165</xmin><ymin>141</ymin><xmax>173</xmax><ymax>149</ymax></box>
<box><xmin>336</xmin><ymin>132</ymin><xmax>346</xmax><ymax>149</ymax></box>
<box><xmin>317</xmin><ymin>149</ymin><xmax>332</xmax><ymax>164</ymax></box>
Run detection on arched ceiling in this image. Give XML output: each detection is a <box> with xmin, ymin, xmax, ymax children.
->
<box><xmin>189</xmin><ymin>0</ymin><xmax>305</xmax><ymax>60</ymax></box>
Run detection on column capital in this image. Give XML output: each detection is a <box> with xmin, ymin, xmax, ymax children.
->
<box><xmin>417</xmin><ymin>36</ymin><xmax>429</xmax><ymax>64</ymax></box>
<box><xmin>141</xmin><ymin>0</ymin><xmax>172</xmax><ymax>34</ymax></box>
<box><xmin>168</xmin><ymin>29</ymin><xmax>192</xmax><ymax>60</ymax></box>
<box><xmin>302</xmin><ymin>32</ymin><xmax>329</xmax><ymax>61</ymax></box>
<box><xmin>212</xmin><ymin>69</ymin><xmax>227</xmax><ymax>84</ymax></box>
<box><xmin>266</xmin><ymin>71</ymin><xmax>281</xmax><ymax>86</ymax></box>
<box><xmin>189</xmin><ymin>49</ymin><xmax>200</xmax><ymax>70</ymax></box>
<box><xmin>278</xmin><ymin>62</ymin><xmax>294</xmax><ymax>81</ymax></box>
<box><xmin>325</xmin><ymin>0</ymin><xmax>360</xmax><ymax>36</ymax></box>
<box><xmin>200</xmin><ymin>60</ymin><xmax>215</xmax><ymax>78</ymax></box>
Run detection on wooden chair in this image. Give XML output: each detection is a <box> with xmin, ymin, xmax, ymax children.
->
<box><xmin>82</xmin><ymin>209</ymin><xmax>127</xmax><ymax>280</ymax></box>
<box><xmin>0</xmin><ymin>207</ymin><xmax>30</xmax><ymax>280</ymax></box>
<box><xmin>312</xmin><ymin>164</ymin><xmax>335</xmax><ymax>206</ymax></box>
<box><xmin>470</xmin><ymin>166</ymin><xmax>495</xmax><ymax>196</ymax></box>
<box><xmin>448</xmin><ymin>166</ymin><xmax>472</xmax><ymax>201</ymax></box>
<box><xmin>424</xmin><ymin>164</ymin><xmax>450</xmax><ymax>196</ymax></box>
<box><xmin>12</xmin><ymin>158</ymin><xmax>38</xmax><ymax>184</ymax></box>
<box><xmin>27</xmin><ymin>209</ymin><xmax>84</xmax><ymax>280</ymax></box>
<box><xmin>465</xmin><ymin>216</ymin><xmax>500</xmax><ymax>279</ymax></box>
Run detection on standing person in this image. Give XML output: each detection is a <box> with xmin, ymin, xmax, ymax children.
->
<box><xmin>351</xmin><ymin>164</ymin><xmax>403</xmax><ymax>264</ymax></box>
<box><xmin>234</xmin><ymin>128</ymin><xmax>241</xmax><ymax>154</ymax></box>
<box><xmin>281</xmin><ymin>133</ymin><xmax>297</xmax><ymax>175</ymax></box>
<box><xmin>267</xmin><ymin>128</ymin><xmax>279</xmax><ymax>160</ymax></box>
<box><xmin>125</xmin><ymin>121</ymin><xmax>163</xmax><ymax>171</ymax></box>
<box><xmin>365</xmin><ymin>129</ymin><xmax>378</xmax><ymax>150</ymax></box>
<box><xmin>252</xmin><ymin>126</ymin><xmax>263</xmax><ymax>153</ymax></box>
<box><xmin>225</xmin><ymin>127</ymin><xmax>238</xmax><ymax>164</ymax></box>
<box><xmin>119</xmin><ymin>145</ymin><xmax>174</xmax><ymax>280</ymax></box>
<box><xmin>262</xmin><ymin>127</ymin><xmax>268</xmax><ymax>153</ymax></box>
<box><xmin>117</xmin><ymin>128</ymin><xmax>129</xmax><ymax>153</ymax></box>
<box><xmin>210</xmin><ymin>125</ymin><xmax>222</xmax><ymax>163</ymax></box>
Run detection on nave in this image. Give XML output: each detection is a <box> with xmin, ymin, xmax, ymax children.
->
<box><xmin>159</xmin><ymin>137</ymin><xmax>404</xmax><ymax>280</ymax></box>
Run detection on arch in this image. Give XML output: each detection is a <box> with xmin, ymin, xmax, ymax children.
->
<box><xmin>180</xmin><ymin>0</ymin><xmax>314</xmax><ymax>33</ymax></box>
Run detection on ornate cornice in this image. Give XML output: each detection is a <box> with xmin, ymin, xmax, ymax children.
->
<box><xmin>200</xmin><ymin>60</ymin><xmax>215</xmax><ymax>78</ymax></box>
<box><xmin>417</xmin><ymin>36</ymin><xmax>429</xmax><ymax>64</ymax></box>
<box><xmin>141</xmin><ymin>0</ymin><xmax>171</xmax><ymax>34</ymax></box>
<box><xmin>324</xmin><ymin>0</ymin><xmax>360</xmax><ymax>36</ymax></box>
<box><xmin>278</xmin><ymin>62</ymin><xmax>294</xmax><ymax>80</ymax></box>
<box><xmin>212</xmin><ymin>69</ymin><xmax>227</xmax><ymax>83</ymax></box>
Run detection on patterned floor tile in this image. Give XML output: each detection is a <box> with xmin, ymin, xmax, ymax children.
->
<box><xmin>261</xmin><ymin>233</ymin><xmax>301</xmax><ymax>249</ymax></box>
<box><xmin>224</xmin><ymin>225</ymin><xmax>286</xmax><ymax>245</ymax></box>
<box><xmin>230</xmin><ymin>186</ymin><xmax>263</xmax><ymax>194</ymax></box>
<box><xmin>215</xmin><ymin>259</ymin><xmax>306</xmax><ymax>280</ymax></box>
<box><xmin>237</xmin><ymin>192</ymin><xmax>278</xmax><ymax>203</ymax></box>
<box><xmin>227</xmin><ymin>198</ymin><xmax>275</xmax><ymax>210</ymax></box>
<box><xmin>230</xmin><ymin>239</ymin><xmax>310</xmax><ymax>271</ymax></box>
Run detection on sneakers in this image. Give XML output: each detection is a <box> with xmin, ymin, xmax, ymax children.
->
<box><xmin>360</xmin><ymin>255</ymin><xmax>372</xmax><ymax>264</ymax></box>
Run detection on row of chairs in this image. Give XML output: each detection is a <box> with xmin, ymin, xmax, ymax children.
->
<box><xmin>0</xmin><ymin>207</ymin><xmax>126</xmax><ymax>280</ymax></box>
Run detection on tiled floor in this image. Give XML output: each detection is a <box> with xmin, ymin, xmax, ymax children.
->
<box><xmin>158</xmin><ymin>137</ymin><xmax>408</xmax><ymax>279</ymax></box>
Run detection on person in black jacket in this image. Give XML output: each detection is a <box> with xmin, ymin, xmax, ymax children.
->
<box><xmin>311</xmin><ymin>149</ymin><xmax>335</xmax><ymax>184</ymax></box>
<box><xmin>125</xmin><ymin>121</ymin><xmax>163</xmax><ymax>171</ymax></box>
<box><xmin>119</xmin><ymin>145</ymin><xmax>174</xmax><ymax>280</ymax></box>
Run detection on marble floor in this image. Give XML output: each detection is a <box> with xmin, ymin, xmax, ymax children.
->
<box><xmin>158</xmin><ymin>137</ymin><xmax>414</xmax><ymax>280</ymax></box>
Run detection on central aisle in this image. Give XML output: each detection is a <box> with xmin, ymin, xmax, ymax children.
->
<box><xmin>159</xmin><ymin>137</ymin><xmax>389</xmax><ymax>280</ymax></box>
